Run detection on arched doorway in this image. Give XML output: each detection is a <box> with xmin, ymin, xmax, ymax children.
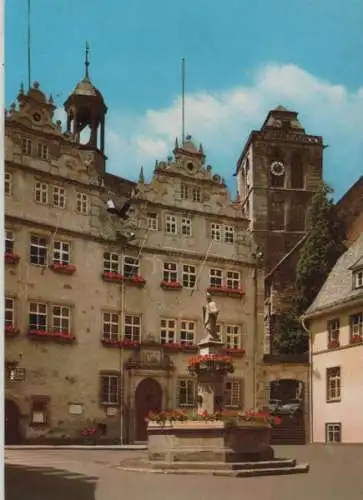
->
<box><xmin>5</xmin><ymin>399</ymin><xmax>21</xmax><ymax>444</ymax></box>
<box><xmin>135</xmin><ymin>378</ymin><xmax>162</xmax><ymax>442</ymax></box>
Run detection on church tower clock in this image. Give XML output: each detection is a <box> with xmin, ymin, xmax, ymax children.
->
<box><xmin>235</xmin><ymin>106</ymin><xmax>324</xmax><ymax>272</ymax></box>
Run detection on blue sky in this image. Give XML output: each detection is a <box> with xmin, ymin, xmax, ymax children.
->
<box><xmin>5</xmin><ymin>0</ymin><xmax>363</xmax><ymax>199</ymax></box>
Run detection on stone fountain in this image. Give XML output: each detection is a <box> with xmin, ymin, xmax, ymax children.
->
<box><xmin>120</xmin><ymin>292</ymin><xmax>309</xmax><ymax>477</ymax></box>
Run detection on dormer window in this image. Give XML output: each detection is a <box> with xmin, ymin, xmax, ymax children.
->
<box><xmin>354</xmin><ymin>270</ymin><xmax>363</xmax><ymax>289</ymax></box>
<box><xmin>37</xmin><ymin>143</ymin><xmax>49</xmax><ymax>160</ymax></box>
<box><xmin>21</xmin><ymin>138</ymin><xmax>32</xmax><ymax>155</ymax></box>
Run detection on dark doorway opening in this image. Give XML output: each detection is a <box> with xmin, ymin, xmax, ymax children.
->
<box><xmin>135</xmin><ymin>378</ymin><xmax>162</xmax><ymax>442</ymax></box>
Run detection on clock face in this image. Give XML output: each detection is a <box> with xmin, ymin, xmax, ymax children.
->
<box><xmin>33</xmin><ymin>112</ymin><xmax>41</xmax><ymax>122</ymax></box>
<box><xmin>270</xmin><ymin>161</ymin><xmax>285</xmax><ymax>176</ymax></box>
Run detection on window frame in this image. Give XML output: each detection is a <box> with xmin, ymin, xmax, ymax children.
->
<box><xmin>102</xmin><ymin>311</ymin><xmax>121</xmax><ymax>342</ymax></box>
<box><xmin>52</xmin><ymin>185</ymin><xmax>66</xmax><ymax>209</ymax></box>
<box><xmin>181</xmin><ymin>217</ymin><xmax>192</xmax><ymax>237</ymax></box>
<box><xmin>165</xmin><ymin>214</ymin><xmax>177</xmax><ymax>234</ymax></box>
<box><xmin>326</xmin><ymin>367</ymin><xmax>341</xmax><ymax>403</ymax></box>
<box><xmin>123</xmin><ymin>314</ymin><xmax>141</xmax><ymax>343</ymax></box>
<box><xmin>192</xmin><ymin>187</ymin><xmax>201</xmax><ymax>202</ymax></box>
<box><xmin>354</xmin><ymin>270</ymin><xmax>363</xmax><ymax>289</ymax></box>
<box><xmin>34</xmin><ymin>181</ymin><xmax>49</xmax><ymax>205</ymax></box>
<box><xmin>160</xmin><ymin>318</ymin><xmax>176</xmax><ymax>344</ymax></box>
<box><xmin>103</xmin><ymin>252</ymin><xmax>121</xmax><ymax>273</ymax></box>
<box><xmin>21</xmin><ymin>137</ymin><xmax>32</xmax><ymax>155</ymax></box>
<box><xmin>181</xmin><ymin>184</ymin><xmax>189</xmax><ymax>200</ymax></box>
<box><xmin>182</xmin><ymin>264</ymin><xmax>196</xmax><ymax>289</ymax></box>
<box><xmin>29</xmin><ymin>302</ymin><xmax>48</xmax><ymax>331</ymax></box>
<box><xmin>37</xmin><ymin>143</ymin><xmax>49</xmax><ymax>160</ymax></box>
<box><xmin>177</xmin><ymin>378</ymin><xmax>195</xmax><ymax>407</ymax></box>
<box><xmin>5</xmin><ymin>172</ymin><xmax>12</xmax><ymax>196</ymax></box>
<box><xmin>123</xmin><ymin>256</ymin><xmax>140</xmax><ymax>278</ymax></box>
<box><xmin>325</xmin><ymin>423</ymin><xmax>341</xmax><ymax>444</ymax></box>
<box><xmin>327</xmin><ymin>318</ymin><xmax>340</xmax><ymax>344</ymax></box>
<box><xmin>76</xmin><ymin>192</ymin><xmax>89</xmax><ymax>214</ymax></box>
<box><xmin>224</xmin><ymin>379</ymin><xmax>241</xmax><ymax>408</ymax></box>
<box><xmin>179</xmin><ymin>320</ymin><xmax>195</xmax><ymax>345</ymax></box>
<box><xmin>226</xmin><ymin>270</ymin><xmax>240</xmax><ymax>290</ymax></box>
<box><xmin>5</xmin><ymin>230</ymin><xmax>14</xmax><ymax>254</ymax></box>
<box><xmin>350</xmin><ymin>313</ymin><xmax>363</xmax><ymax>340</ymax></box>
<box><xmin>163</xmin><ymin>262</ymin><xmax>178</xmax><ymax>282</ymax></box>
<box><xmin>5</xmin><ymin>297</ymin><xmax>15</xmax><ymax>328</ymax></box>
<box><xmin>210</xmin><ymin>223</ymin><xmax>222</xmax><ymax>241</ymax></box>
<box><xmin>225</xmin><ymin>324</ymin><xmax>242</xmax><ymax>349</ymax></box>
<box><xmin>53</xmin><ymin>240</ymin><xmax>70</xmax><ymax>265</ymax></box>
<box><xmin>30</xmin><ymin>235</ymin><xmax>48</xmax><ymax>266</ymax></box>
<box><xmin>51</xmin><ymin>304</ymin><xmax>71</xmax><ymax>333</ymax></box>
<box><xmin>30</xmin><ymin>396</ymin><xmax>50</xmax><ymax>426</ymax></box>
<box><xmin>146</xmin><ymin>212</ymin><xmax>158</xmax><ymax>231</ymax></box>
<box><xmin>100</xmin><ymin>373</ymin><xmax>120</xmax><ymax>406</ymax></box>
<box><xmin>209</xmin><ymin>268</ymin><xmax>223</xmax><ymax>288</ymax></box>
<box><xmin>224</xmin><ymin>225</ymin><xmax>234</xmax><ymax>244</ymax></box>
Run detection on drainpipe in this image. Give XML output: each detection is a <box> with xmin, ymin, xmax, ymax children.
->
<box><xmin>301</xmin><ymin>315</ymin><xmax>312</xmax><ymax>444</ymax></box>
<box><xmin>252</xmin><ymin>250</ymin><xmax>263</xmax><ymax>409</ymax></box>
<box><xmin>119</xmin><ymin>277</ymin><xmax>125</xmax><ymax>444</ymax></box>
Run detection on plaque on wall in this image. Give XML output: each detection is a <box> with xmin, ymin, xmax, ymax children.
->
<box><xmin>106</xmin><ymin>407</ymin><xmax>118</xmax><ymax>417</ymax></box>
<box><xmin>68</xmin><ymin>403</ymin><xmax>83</xmax><ymax>415</ymax></box>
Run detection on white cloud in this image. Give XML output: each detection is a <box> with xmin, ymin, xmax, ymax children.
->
<box><xmin>57</xmin><ymin>64</ymin><xmax>363</xmax><ymax>198</ymax></box>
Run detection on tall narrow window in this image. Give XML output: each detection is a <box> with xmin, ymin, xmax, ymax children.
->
<box><xmin>225</xmin><ymin>380</ymin><xmax>241</xmax><ymax>407</ymax></box>
<box><xmin>165</xmin><ymin>215</ymin><xmax>177</xmax><ymax>234</ymax></box>
<box><xmin>100</xmin><ymin>374</ymin><xmax>120</xmax><ymax>405</ymax></box>
<box><xmin>181</xmin><ymin>217</ymin><xmax>192</xmax><ymax>236</ymax></box>
<box><xmin>5</xmin><ymin>297</ymin><xmax>15</xmax><ymax>328</ymax></box>
<box><xmin>34</xmin><ymin>182</ymin><xmax>49</xmax><ymax>204</ymax></box>
<box><xmin>270</xmin><ymin>200</ymin><xmax>285</xmax><ymax>230</ymax></box>
<box><xmin>224</xmin><ymin>225</ymin><xmax>234</xmax><ymax>243</ymax></box>
<box><xmin>291</xmin><ymin>154</ymin><xmax>304</xmax><ymax>189</ymax></box>
<box><xmin>192</xmin><ymin>187</ymin><xmax>201</xmax><ymax>202</ymax></box>
<box><xmin>182</xmin><ymin>264</ymin><xmax>196</xmax><ymax>289</ymax></box>
<box><xmin>76</xmin><ymin>193</ymin><xmax>89</xmax><ymax>214</ymax></box>
<box><xmin>5</xmin><ymin>173</ymin><xmax>12</xmax><ymax>196</ymax></box>
<box><xmin>30</xmin><ymin>236</ymin><xmax>48</xmax><ymax>265</ymax></box>
<box><xmin>52</xmin><ymin>305</ymin><xmax>71</xmax><ymax>333</ymax></box>
<box><xmin>37</xmin><ymin>143</ymin><xmax>49</xmax><ymax>160</ymax></box>
<box><xmin>160</xmin><ymin>319</ymin><xmax>176</xmax><ymax>344</ymax></box>
<box><xmin>102</xmin><ymin>312</ymin><xmax>120</xmax><ymax>342</ymax></box>
<box><xmin>163</xmin><ymin>263</ymin><xmax>178</xmax><ymax>282</ymax></box>
<box><xmin>5</xmin><ymin>230</ymin><xmax>14</xmax><ymax>254</ymax></box>
<box><xmin>52</xmin><ymin>186</ymin><xmax>66</xmax><ymax>209</ymax></box>
<box><xmin>177</xmin><ymin>379</ymin><xmax>195</xmax><ymax>407</ymax></box>
<box><xmin>21</xmin><ymin>138</ymin><xmax>32</xmax><ymax>155</ymax></box>
<box><xmin>210</xmin><ymin>223</ymin><xmax>221</xmax><ymax>241</ymax></box>
<box><xmin>180</xmin><ymin>321</ymin><xmax>195</xmax><ymax>345</ymax></box>
<box><xmin>326</xmin><ymin>367</ymin><xmax>341</xmax><ymax>402</ymax></box>
<box><xmin>29</xmin><ymin>303</ymin><xmax>47</xmax><ymax>331</ymax></box>
<box><xmin>225</xmin><ymin>325</ymin><xmax>241</xmax><ymax>349</ymax></box>
<box><xmin>146</xmin><ymin>213</ymin><xmax>158</xmax><ymax>230</ymax></box>
<box><xmin>123</xmin><ymin>256</ymin><xmax>139</xmax><ymax>278</ymax></box>
<box><xmin>124</xmin><ymin>314</ymin><xmax>141</xmax><ymax>342</ymax></box>
<box><xmin>327</xmin><ymin>318</ymin><xmax>340</xmax><ymax>345</ymax></box>
<box><xmin>181</xmin><ymin>185</ymin><xmax>189</xmax><ymax>200</ymax></box>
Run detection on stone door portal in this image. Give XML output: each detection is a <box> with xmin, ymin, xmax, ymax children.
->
<box><xmin>5</xmin><ymin>399</ymin><xmax>21</xmax><ymax>444</ymax></box>
<box><xmin>135</xmin><ymin>378</ymin><xmax>162</xmax><ymax>442</ymax></box>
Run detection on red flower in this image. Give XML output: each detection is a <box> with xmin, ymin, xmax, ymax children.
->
<box><xmin>5</xmin><ymin>324</ymin><xmax>19</xmax><ymax>335</ymax></box>
<box><xmin>4</xmin><ymin>253</ymin><xmax>20</xmax><ymax>264</ymax></box>
<box><xmin>28</xmin><ymin>329</ymin><xmax>75</xmax><ymax>341</ymax></box>
<box><xmin>328</xmin><ymin>339</ymin><xmax>340</xmax><ymax>349</ymax></box>
<box><xmin>207</xmin><ymin>286</ymin><xmax>244</xmax><ymax>297</ymax></box>
<box><xmin>102</xmin><ymin>271</ymin><xmax>124</xmax><ymax>281</ymax></box>
<box><xmin>160</xmin><ymin>280</ymin><xmax>183</xmax><ymax>289</ymax></box>
<box><xmin>50</xmin><ymin>263</ymin><xmax>76</xmax><ymax>275</ymax></box>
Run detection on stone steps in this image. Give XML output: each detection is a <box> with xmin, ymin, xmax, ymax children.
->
<box><xmin>150</xmin><ymin>458</ymin><xmax>297</xmax><ymax>470</ymax></box>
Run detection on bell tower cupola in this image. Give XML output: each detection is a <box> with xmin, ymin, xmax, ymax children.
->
<box><xmin>64</xmin><ymin>43</ymin><xmax>107</xmax><ymax>154</ymax></box>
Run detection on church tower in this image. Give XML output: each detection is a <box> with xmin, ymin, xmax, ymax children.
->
<box><xmin>235</xmin><ymin>106</ymin><xmax>324</xmax><ymax>272</ymax></box>
<box><xmin>64</xmin><ymin>44</ymin><xmax>107</xmax><ymax>174</ymax></box>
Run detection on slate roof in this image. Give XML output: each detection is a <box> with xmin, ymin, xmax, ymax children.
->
<box><xmin>305</xmin><ymin>232</ymin><xmax>363</xmax><ymax>317</ymax></box>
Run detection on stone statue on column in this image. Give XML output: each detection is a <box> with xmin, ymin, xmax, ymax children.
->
<box><xmin>202</xmin><ymin>292</ymin><xmax>220</xmax><ymax>342</ymax></box>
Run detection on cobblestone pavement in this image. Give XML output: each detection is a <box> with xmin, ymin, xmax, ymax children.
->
<box><xmin>5</xmin><ymin>445</ymin><xmax>363</xmax><ymax>500</ymax></box>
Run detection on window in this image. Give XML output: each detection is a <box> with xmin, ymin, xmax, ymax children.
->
<box><xmin>225</xmin><ymin>380</ymin><xmax>241</xmax><ymax>408</ymax></box>
<box><xmin>326</xmin><ymin>423</ymin><xmax>341</xmax><ymax>444</ymax></box>
<box><xmin>100</xmin><ymin>374</ymin><xmax>120</xmax><ymax>405</ymax></box>
<box><xmin>5</xmin><ymin>230</ymin><xmax>14</xmax><ymax>254</ymax></box>
<box><xmin>123</xmin><ymin>256</ymin><xmax>139</xmax><ymax>278</ymax></box>
<box><xmin>52</xmin><ymin>186</ymin><xmax>66</xmax><ymax>209</ymax></box>
<box><xmin>354</xmin><ymin>270</ymin><xmax>363</xmax><ymax>289</ymax></box>
<box><xmin>102</xmin><ymin>312</ymin><xmax>120</xmax><ymax>341</ymax></box>
<box><xmin>76</xmin><ymin>193</ymin><xmax>89</xmax><ymax>214</ymax></box>
<box><xmin>224</xmin><ymin>225</ymin><xmax>234</xmax><ymax>244</ymax></box>
<box><xmin>192</xmin><ymin>187</ymin><xmax>201</xmax><ymax>202</ymax></box>
<box><xmin>210</xmin><ymin>223</ymin><xmax>221</xmax><ymax>241</ymax></box>
<box><xmin>291</xmin><ymin>203</ymin><xmax>306</xmax><ymax>231</ymax></box>
<box><xmin>21</xmin><ymin>137</ymin><xmax>32</xmax><ymax>155</ymax></box>
<box><xmin>104</xmin><ymin>252</ymin><xmax>121</xmax><ymax>273</ymax></box>
<box><xmin>326</xmin><ymin>367</ymin><xmax>341</xmax><ymax>402</ymax></box>
<box><xmin>181</xmin><ymin>217</ymin><xmax>192</xmax><ymax>236</ymax></box>
<box><xmin>30</xmin><ymin>235</ymin><xmax>48</xmax><ymax>265</ymax></box>
<box><xmin>181</xmin><ymin>184</ymin><xmax>189</xmax><ymax>200</ymax></box>
<box><xmin>37</xmin><ymin>143</ymin><xmax>49</xmax><ymax>160</ymax></box>
<box><xmin>182</xmin><ymin>264</ymin><xmax>196</xmax><ymax>289</ymax></box>
<box><xmin>52</xmin><ymin>305</ymin><xmax>71</xmax><ymax>333</ymax></box>
<box><xmin>177</xmin><ymin>379</ymin><xmax>195</xmax><ymax>407</ymax></box>
<box><xmin>30</xmin><ymin>397</ymin><xmax>49</xmax><ymax>425</ymax></box>
<box><xmin>53</xmin><ymin>240</ymin><xmax>70</xmax><ymax>265</ymax></box>
<box><xmin>327</xmin><ymin>318</ymin><xmax>340</xmax><ymax>344</ymax></box>
<box><xmin>350</xmin><ymin>313</ymin><xmax>363</xmax><ymax>339</ymax></box>
<box><xmin>216</xmin><ymin>323</ymin><xmax>222</xmax><ymax>341</ymax></box>
<box><xmin>163</xmin><ymin>262</ymin><xmax>178</xmax><ymax>282</ymax></box>
<box><xmin>5</xmin><ymin>173</ymin><xmax>12</xmax><ymax>196</ymax></box>
<box><xmin>291</xmin><ymin>155</ymin><xmax>304</xmax><ymax>189</ymax></box>
<box><xmin>146</xmin><ymin>213</ymin><xmax>158</xmax><ymax>230</ymax></box>
<box><xmin>29</xmin><ymin>302</ymin><xmax>47</xmax><ymax>331</ymax></box>
<box><xmin>209</xmin><ymin>268</ymin><xmax>222</xmax><ymax>287</ymax></box>
<box><xmin>165</xmin><ymin>215</ymin><xmax>177</xmax><ymax>234</ymax></box>
<box><xmin>124</xmin><ymin>314</ymin><xmax>141</xmax><ymax>342</ymax></box>
<box><xmin>34</xmin><ymin>182</ymin><xmax>48</xmax><ymax>204</ymax></box>
<box><xmin>225</xmin><ymin>325</ymin><xmax>241</xmax><ymax>349</ymax></box>
<box><xmin>5</xmin><ymin>297</ymin><xmax>15</xmax><ymax>328</ymax></box>
<box><xmin>270</xmin><ymin>200</ymin><xmax>285</xmax><ymax>230</ymax></box>
<box><xmin>180</xmin><ymin>320</ymin><xmax>195</xmax><ymax>345</ymax></box>
<box><xmin>226</xmin><ymin>271</ymin><xmax>240</xmax><ymax>290</ymax></box>
<box><xmin>160</xmin><ymin>319</ymin><xmax>176</xmax><ymax>344</ymax></box>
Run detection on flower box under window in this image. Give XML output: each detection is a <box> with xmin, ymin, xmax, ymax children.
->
<box><xmin>28</xmin><ymin>329</ymin><xmax>75</xmax><ymax>343</ymax></box>
<box><xmin>160</xmin><ymin>280</ymin><xmax>183</xmax><ymax>290</ymax></box>
<box><xmin>101</xmin><ymin>338</ymin><xmax>121</xmax><ymax>348</ymax></box>
<box><xmin>5</xmin><ymin>253</ymin><xmax>20</xmax><ymax>265</ymax></box>
<box><xmin>162</xmin><ymin>342</ymin><xmax>181</xmax><ymax>352</ymax></box>
<box><xmin>124</xmin><ymin>275</ymin><xmax>146</xmax><ymax>287</ymax></box>
<box><xmin>328</xmin><ymin>339</ymin><xmax>340</xmax><ymax>350</ymax></box>
<box><xmin>49</xmin><ymin>263</ymin><xmax>76</xmax><ymax>275</ymax></box>
<box><xmin>5</xmin><ymin>324</ymin><xmax>19</xmax><ymax>337</ymax></box>
<box><xmin>223</xmin><ymin>347</ymin><xmax>245</xmax><ymax>358</ymax></box>
<box><xmin>120</xmin><ymin>339</ymin><xmax>141</xmax><ymax>349</ymax></box>
<box><xmin>350</xmin><ymin>334</ymin><xmax>362</xmax><ymax>345</ymax></box>
<box><xmin>181</xmin><ymin>344</ymin><xmax>198</xmax><ymax>353</ymax></box>
<box><xmin>102</xmin><ymin>271</ymin><xmax>124</xmax><ymax>282</ymax></box>
<box><xmin>207</xmin><ymin>286</ymin><xmax>244</xmax><ymax>298</ymax></box>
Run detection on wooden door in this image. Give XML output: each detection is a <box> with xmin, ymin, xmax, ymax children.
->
<box><xmin>135</xmin><ymin>378</ymin><xmax>162</xmax><ymax>442</ymax></box>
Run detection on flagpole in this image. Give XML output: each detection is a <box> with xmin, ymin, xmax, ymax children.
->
<box><xmin>27</xmin><ymin>0</ymin><xmax>31</xmax><ymax>89</ymax></box>
<box><xmin>181</xmin><ymin>57</ymin><xmax>185</xmax><ymax>143</ymax></box>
